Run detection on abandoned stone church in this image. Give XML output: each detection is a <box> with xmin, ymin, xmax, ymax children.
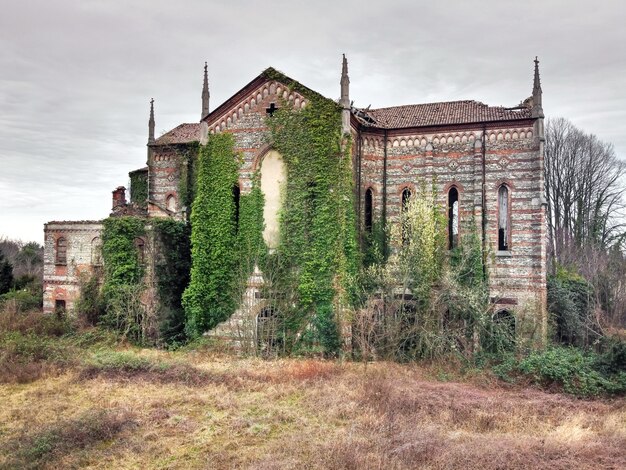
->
<box><xmin>43</xmin><ymin>56</ymin><xmax>548</xmax><ymax>344</ymax></box>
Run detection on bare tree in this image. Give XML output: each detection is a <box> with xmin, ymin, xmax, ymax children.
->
<box><xmin>545</xmin><ymin>117</ymin><xmax>626</xmax><ymax>265</ymax></box>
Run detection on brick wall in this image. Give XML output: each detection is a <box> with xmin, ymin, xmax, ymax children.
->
<box><xmin>43</xmin><ymin>221</ymin><xmax>103</xmax><ymax>314</ymax></box>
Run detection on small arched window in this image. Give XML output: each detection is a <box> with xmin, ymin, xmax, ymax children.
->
<box><xmin>55</xmin><ymin>237</ymin><xmax>67</xmax><ymax>265</ymax></box>
<box><xmin>364</xmin><ymin>188</ymin><xmax>373</xmax><ymax>232</ymax></box>
<box><xmin>91</xmin><ymin>237</ymin><xmax>102</xmax><ymax>266</ymax></box>
<box><xmin>498</xmin><ymin>185</ymin><xmax>510</xmax><ymax>251</ymax></box>
<box><xmin>134</xmin><ymin>238</ymin><xmax>145</xmax><ymax>264</ymax></box>
<box><xmin>448</xmin><ymin>187</ymin><xmax>459</xmax><ymax>249</ymax></box>
<box><xmin>166</xmin><ymin>194</ymin><xmax>177</xmax><ymax>212</ymax></box>
<box><xmin>233</xmin><ymin>184</ymin><xmax>241</xmax><ymax>232</ymax></box>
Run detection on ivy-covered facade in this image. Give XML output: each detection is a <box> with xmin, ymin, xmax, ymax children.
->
<box><xmin>43</xmin><ymin>56</ymin><xmax>548</xmax><ymax>348</ymax></box>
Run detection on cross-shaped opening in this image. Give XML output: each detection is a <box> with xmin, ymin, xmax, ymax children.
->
<box><xmin>266</xmin><ymin>102</ymin><xmax>279</xmax><ymax>116</ymax></box>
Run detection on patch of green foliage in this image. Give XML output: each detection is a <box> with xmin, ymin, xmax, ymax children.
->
<box><xmin>178</xmin><ymin>141</ymin><xmax>200</xmax><ymax>213</ymax></box>
<box><xmin>0</xmin><ymin>249</ymin><xmax>14</xmax><ymax>295</ymax></box>
<box><xmin>100</xmin><ymin>216</ymin><xmax>146</xmax><ymax>342</ymax></box>
<box><xmin>266</xmin><ymin>94</ymin><xmax>359</xmax><ymax>356</ymax></box>
<box><xmin>183</xmin><ymin>133</ymin><xmax>240</xmax><ymax>337</ymax></box>
<box><xmin>547</xmin><ymin>266</ymin><xmax>598</xmax><ymax>347</ymax></box>
<box><xmin>129</xmin><ymin>169</ymin><xmax>148</xmax><ymax>208</ymax></box>
<box><xmin>151</xmin><ymin>218</ymin><xmax>191</xmax><ymax>346</ymax></box>
<box><xmin>492</xmin><ymin>346</ymin><xmax>626</xmax><ymax>397</ymax></box>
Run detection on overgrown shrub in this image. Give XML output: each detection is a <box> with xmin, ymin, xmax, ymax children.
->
<box><xmin>547</xmin><ymin>266</ymin><xmax>598</xmax><ymax>347</ymax></box>
<box><xmin>492</xmin><ymin>347</ymin><xmax>626</xmax><ymax>396</ymax></box>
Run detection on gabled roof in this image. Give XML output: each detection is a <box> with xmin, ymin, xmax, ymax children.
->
<box><xmin>362</xmin><ymin>100</ymin><xmax>532</xmax><ymax>129</ymax></box>
<box><xmin>155</xmin><ymin>123</ymin><xmax>200</xmax><ymax>145</ymax></box>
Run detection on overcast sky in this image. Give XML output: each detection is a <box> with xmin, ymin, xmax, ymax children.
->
<box><xmin>1</xmin><ymin>0</ymin><xmax>625</xmax><ymax>244</ymax></box>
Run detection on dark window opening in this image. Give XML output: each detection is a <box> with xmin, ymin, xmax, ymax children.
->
<box><xmin>134</xmin><ymin>238</ymin><xmax>145</xmax><ymax>264</ymax></box>
<box><xmin>401</xmin><ymin>188</ymin><xmax>412</xmax><ymax>245</ymax></box>
<box><xmin>448</xmin><ymin>187</ymin><xmax>459</xmax><ymax>249</ymax></box>
<box><xmin>55</xmin><ymin>237</ymin><xmax>67</xmax><ymax>265</ymax></box>
<box><xmin>55</xmin><ymin>299</ymin><xmax>66</xmax><ymax>313</ymax></box>
<box><xmin>364</xmin><ymin>188</ymin><xmax>373</xmax><ymax>232</ymax></box>
<box><xmin>494</xmin><ymin>309</ymin><xmax>516</xmax><ymax>338</ymax></box>
<box><xmin>498</xmin><ymin>185</ymin><xmax>510</xmax><ymax>251</ymax></box>
<box><xmin>257</xmin><ymin>307</ymin><xmax>282</xmax><ymax>356</ymax></box>
<box><xmin>233</xmin><ymin>184</ymin><xmax>241</xmax><ymax>232</ymax></box>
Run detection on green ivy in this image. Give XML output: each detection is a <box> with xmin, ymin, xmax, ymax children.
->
<box><xmin>182</xmin><ymin>134</ymin><xmax>240</xmax><ymax>337</ymax></box>
<box><xmin>129</xmin><ymin>170</ymin><xmax>148</xmax><ymax>208</ymax></box>
<box><xmin>151</xmin><ymin>219</ymin><xmax>191</xmax><ymax>345</ymax></box>
<box><xmin>266</xmin><ymin>94</ymin><xmax>359</xmax><ymax>356</ymax></box>
<box><xmin>178</xmin><ymin>142</ymin><xmax>200</xmax><ymax>213</ymax></box>
<box><xmin>100</xmin><ymin>216</ymin><xmax>146</xmax><ymax>341</ymax></box>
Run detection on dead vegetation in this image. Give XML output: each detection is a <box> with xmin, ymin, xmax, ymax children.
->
<box><xmin>1</xmin><ymin>316</ymin><xmax>625</xmax><ymax>469</ymax></box>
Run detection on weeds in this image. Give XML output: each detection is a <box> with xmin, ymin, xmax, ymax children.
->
<box><xmin>1</xmin><ymin>409</ymin><xmax>135</xmax><ymax>469</ymax></box>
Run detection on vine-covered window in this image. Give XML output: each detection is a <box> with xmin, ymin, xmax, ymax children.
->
<box><xmin>448</xmin><ymin>187</ymin><xmax>459</xmax><ymax>249</ymax></box>
<box><xmin>498</xmin><ymin>185</ymin><xmax>510</xmax><ymax>251</ymax></box>
<box><xmin>233</xmin><ymin>184</ymin><xmax>241</xmax><ymax>232</ymax></box>
<box><xmin>91</xmin><ymin>237</ymin><xmax>102</xmax><ymax>266</ymax></box>
<box><xmin>55</xmin><ymin>237</ymin><xmax>67</xmax><ymax>265</ymax></box>
<box><xmin>364</xmin><ymin>187</ymin><xmax>373</xmax><ymax>232</ymax></box>
<box><xmin>134</xmin><ymin>238</ymin><xmax>145</xmax><ymax>264</ymax></box>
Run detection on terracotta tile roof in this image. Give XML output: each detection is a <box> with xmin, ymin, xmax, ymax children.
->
<box><xmin>363</xmin><ymin>100</ymin><xmax>532</xmax><ymax>129</ymax></box>
<box><xmin>155</xmin><ymin>123</ymin><xmax>200</xmax><ymax>145</ymax></box>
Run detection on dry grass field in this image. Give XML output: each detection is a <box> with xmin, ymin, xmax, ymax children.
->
<box><xmin>1</xmin><ymin>332</ymin><xmax>626</xmax><ymax>470</ymax></box>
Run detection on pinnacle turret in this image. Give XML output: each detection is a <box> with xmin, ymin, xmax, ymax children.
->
<box><xmin>148</xmin><ymin>98</ymin><xmax>155</xmax><ymax>144</ymax></box>
<box><xmin>532</xmin><ymin>57</ymin><xmax>543</xmax><ymax>118</ymax></box>
<box><xmin>201</xmin><ymin>62</ymin><xmax>210</xmax><ymax>120</ymax></box>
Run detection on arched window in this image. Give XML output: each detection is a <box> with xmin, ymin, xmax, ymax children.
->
<box><xmin>134</xmin><ymin>238</ymin><xmax>145</xmax><ymax>264</ymax></box>
<box><xmin>401</xmin><ymin>187</ymin><xmax>412</xmax><ymax>211</ymax></box>
<box><xmin>166</xmin><ymin>194</ymin><xmax>176</xmax><ymax>212</ymax></box>
<box><xmin>494</xmin><ymin>309</ymin><xmax>516</xmax><ymax>338</ymax></box>
<box><xmin>233</xmin><ymin>184</ymin><xmax>241</xmax><ymax>232</ymax></box>
<box><xmin>91</xmin><ymin>237</ymin><xmax>102</xmax><ymax>266</ymax></box>
<box><xmin>498</xmin><ymin>185</ymin><xmax>510</xmax><ymax>251</ymax></box>
<box><xmin>448</xmin><ymin>187</ymin><xmax>459</xmax><ymax>249</ymax></box>
<box><xmin>364</xmin><ymin>188</ymin><xmax>373</xmax><ymax>232</ymax></box>
<box><xmin>55</xmin><ymin>237</ymin><xmax>67</xmax><ymax>265</ymax></box>
<box><xmin>401</xmin><ymin>188</ymin><xmax>412</xmax><ymax>245</ymax></box>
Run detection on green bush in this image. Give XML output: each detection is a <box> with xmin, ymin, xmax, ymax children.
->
<box><xmin>492</xmin><ymin>346</ymin><xmax>626</xmax><ymax>397</ymax></box>
<box><xmin>0</xmin><ymin>289</ymin><xmax>42</xmax><ymax>313</ymax></box>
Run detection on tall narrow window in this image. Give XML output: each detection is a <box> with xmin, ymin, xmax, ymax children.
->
<box><xmin>498</xmin><ymin>185</ymin><xmax>510</xmax><ymax>251</ymax></box>
<box><xmin>233</xmin><ymin>184</ymin><xmax>241</xmax><ymax>232</ymax></box>
<box><xmin>401</xmin><ymin>188</ymin><xmax>412</xmax><ymax>245</ymax></box>
<box><xmin>55</xmin><ymin>237</ymin><xmax>67</xmax><ymax>265</ymax></box>
<box><xmin>134</xmin><ymin>238</ymin><xmax>145</xmax><ymax>264</ymax></box>
<box><xmin>401</xmin><ymin>187</ymin><xmax>412</xmax><ymax>211</ymax></box>
<box><xmin>91</xmin><ymin>237</ymin><xmax>102</xmax><ymax>266</ymax></box>
<box><xmin>364</xmin><ymin>188</ymin><xmax>373</xmax><ymax>232</ymax></box>
<box><xmin>448</xmin><ymin>187</ymin><xmax>459</xmax><ymax>249</ymax></box>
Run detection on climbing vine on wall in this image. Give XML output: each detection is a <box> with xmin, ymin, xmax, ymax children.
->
<box><xmin>182</xmin><ymin>134</ymin><xmax>240</xmax><ymax>337</ymax></box>
<box><xmin>266</xmin><ymin>94</ymin><xmax>359</xmax><ymax>356</ymax></box>
<box><xmin>178</xmin><ymin>142</ymin><xmax>200</xmax><ymax>214</ymax></box>
<box><xmin>129</xmin><ymin>170</ymin><xmax>148</xmax><ymax>208</ymax></box>
<box><xmin>151</xmin><ymin>218</ymin><xmax>191</xmax><ymax>345</ymax></box>
<box><xmin>100</xmin><ymin>216</ymin><xmax>147</xmax><ymax>342</ymax></box>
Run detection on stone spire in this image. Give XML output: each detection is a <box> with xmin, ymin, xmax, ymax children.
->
<box><xmin>531</xmin><ymin>56</ymin><xmax>544</xmax><ymax>118</ymax></box>
<box><xmin>201</xmin><ymin>61</ymin><xmax>210</xmax><ymax>120</ymax></box>
<box><xmin>340</xmin><ymin>54</ymin><xmax>350</xmax><ymax>135</ymax></box>
<box><xmin>148</xmin><ymin>98</ymin><xmax>155</xmax><ymax>144</ymax></box>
